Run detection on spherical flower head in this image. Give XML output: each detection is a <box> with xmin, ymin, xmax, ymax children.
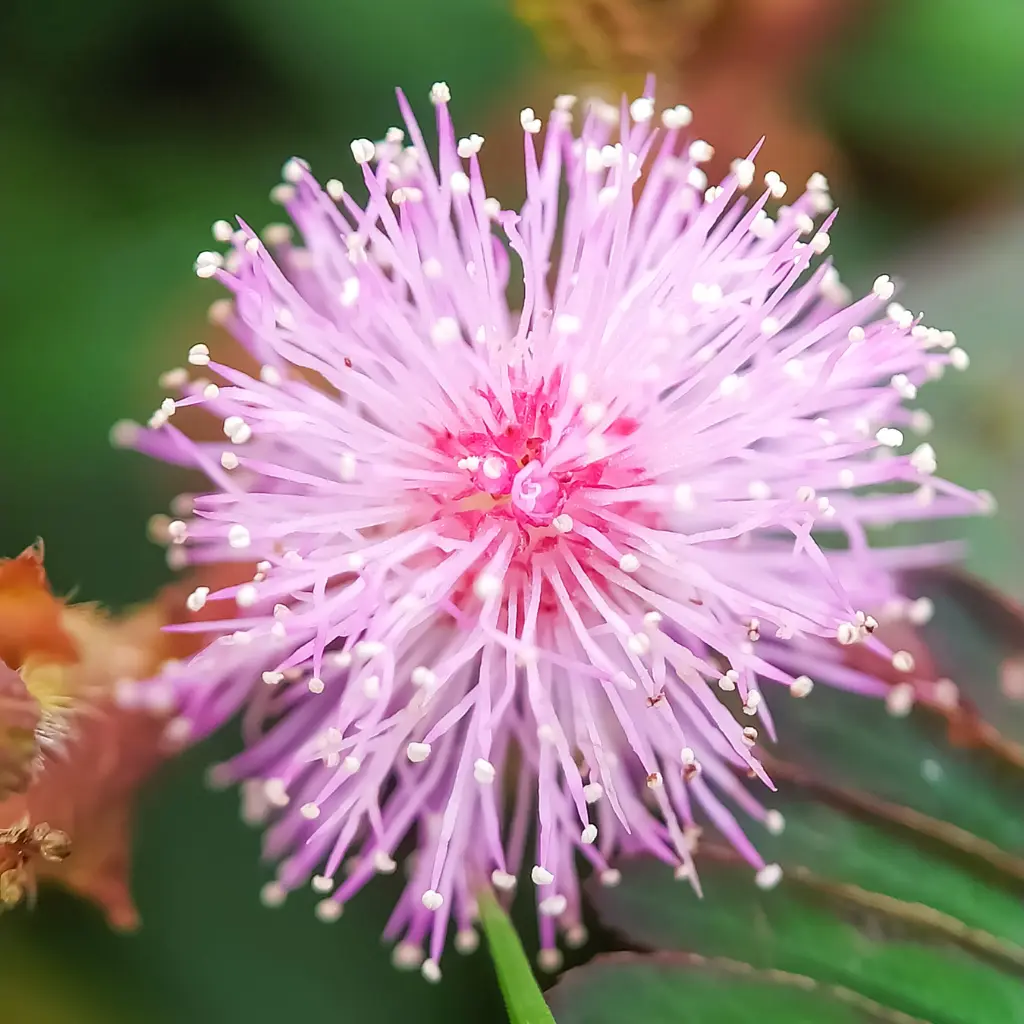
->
<box><xmin>120</xmin><ymin>80</ymin><xmax>987</xmax><ymax>972</ymax></box>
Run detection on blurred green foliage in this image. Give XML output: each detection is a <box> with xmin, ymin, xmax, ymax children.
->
<box><xmin>1</xmin><ymin>0</ymin><xmax>1022</xmax><ymax>1020</ymax></box>
<box><xmin>819</xmin><ymin>0</ymin><xmax>1024</xmax><ymax>171</ymax></box>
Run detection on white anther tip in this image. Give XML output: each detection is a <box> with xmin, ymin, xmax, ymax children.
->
<box><xmin>755</xmin><ymin>863</ymin><xmax>783</xmax><ymax>890</ymax></box>
<box><xmin>531</xmin><ymin>865</ymin><xmax>554</xmax><ymax>886</ymax></box>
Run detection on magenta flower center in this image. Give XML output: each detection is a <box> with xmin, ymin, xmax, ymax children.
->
<box><xmin>509</xmin><ymin>462</ymin><xmax>561</xmax><ymax>525</ymax></box>
<box><xmin>430</xmin><ymin>380</ymin><xmax>646</xmax><ymax>577</ymax></box>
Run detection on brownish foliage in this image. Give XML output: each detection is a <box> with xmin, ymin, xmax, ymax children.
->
<box><xmin>0</xmin><ymin>600</ymin><xmax>171</xmax><ymax>928</ymax></box>
<box><xmin>0</xmin><ymin>543</ymin><xmax>78</xmax><ymax>670</ymax></box>
<box><xmin>0</xmin><ymin>545</ymin><xmax>247</xmax><ymax>927</ymax></box>
<box><xmin>0</xmin><ymin>664</ymin><xmax>40</xmax><ymax>801</ymax></box>
<box><xmin>492</xmin><ymin>0</ymin><xmax>863</xmax><ymax>194</ymax></box>
<box><xmin>1</xmin><ymin>816</ymin><xmax>71</xmax><ymax>913</ymax></box>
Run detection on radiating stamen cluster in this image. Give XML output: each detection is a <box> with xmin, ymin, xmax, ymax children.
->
<box><xmin>118</xmin><ymin>80</ymin><xmax>988</xmax><ymax>978</ymax></box>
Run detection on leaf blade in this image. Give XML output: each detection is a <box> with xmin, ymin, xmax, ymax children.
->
<box><xmin>548</xmin><ymin>952</ymin><xmax>928</xmax><ymax>1024</ymax></box>
<box><xmin>588</xmin><ymin>855</ymin><xmax>1024</xmax><ymax>1024</ymax></box>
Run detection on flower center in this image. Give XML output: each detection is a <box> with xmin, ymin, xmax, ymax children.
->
<box><xmin>509</xmin><ymin>462</ymin><xmax>562</xmax><ymax>526</ymax></box>
<box><xmin>452</xmin><ymin>444</ymin><xmax>567</xmax><ymax>529</ymax></box>
<box><xmin>427</xmin><ymin>379</ymin><xmax>648</xmax><ymax>564</ymax></box>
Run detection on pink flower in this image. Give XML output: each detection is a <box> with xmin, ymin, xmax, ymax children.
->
<box><xmin>118</xmin><ymin>81</ymin><xmax>987</xmax><ymax>978</ymax></box>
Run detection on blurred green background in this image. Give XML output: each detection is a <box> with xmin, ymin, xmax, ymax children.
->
<box><xmin>0</xmin><ymin>0</ymin><xmax>1022</xmax><ymax>1020</ymax></box>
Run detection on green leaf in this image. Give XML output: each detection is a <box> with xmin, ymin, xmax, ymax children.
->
<box><xmin>548</xmin><ymin>953</ymin><xmax>920</xmax><ymax>1024</ymax></box>
<box><xmin>714</xmin><ymin>792</ymin><xmax>1024</xmax><ymax>959</ymax></box>
<box><xmin>764</xmin><ymin>682</ymin><xmax>1024</xmax><ymax>862</ymax></box>
<box><xmin>478</xmin><ymin>888</ymin><xmax>557</xmax><ymax>1024</ymax></box>
<box><xmin>588</xmin><ymin>857</ymin><xmax>1024</xmax><ymax>1024</ymax></box>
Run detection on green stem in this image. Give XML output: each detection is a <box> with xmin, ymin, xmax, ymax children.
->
<box><xmin>477</xmin><ymin>887</ymin><xmax>557</xmax><ymax>1024</ymax></box>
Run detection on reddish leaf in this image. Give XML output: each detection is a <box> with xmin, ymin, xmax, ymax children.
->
<box><xmin>0</xmin><ymin>600</ymin><xmax>170</xmax><ymax>928</ymax></box>
<box><xmin>904</xmin><ymin>568</ymin><xmax>1024</xmax><ymax>767</ymax></box>
<box><xmin>1</xmin><ymin>816</ymin><xmax>71</xmax><ymax>913</ymax></box>
<box><xmin>0</xmin><ymin>708</ymin><xmax>164</xmax><ymax>928</ymax></box>
<box><xmin>0</xmin><ymin>664</ymin><xmax>41</xmax><ymax>800</ymax></box>
<box><xmin>0</xmin><ymin>553</ymin><xmax>252</xmax><ymax>928</ymax></box>
<box><xmin>842</xmin><ymin>568</ymin><xmax>1024</xmax><ymax>770</ymax></box>
<box><xmin>0</xmin><ymin>543</ymin><xmax>78</xmax><ymax>671</ymax></box>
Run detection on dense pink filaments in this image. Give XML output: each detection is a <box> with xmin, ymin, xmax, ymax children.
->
<box><xmin>121</xmin><ymin>82</ymin><xmax>987</xmax><ymax>977</ymax></box>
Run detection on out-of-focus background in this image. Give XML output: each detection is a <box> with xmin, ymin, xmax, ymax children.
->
<box><xmin>0</xmin><ymin>0</ymin><xmax>1021</xmax><ymax>1020</ymax></box>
